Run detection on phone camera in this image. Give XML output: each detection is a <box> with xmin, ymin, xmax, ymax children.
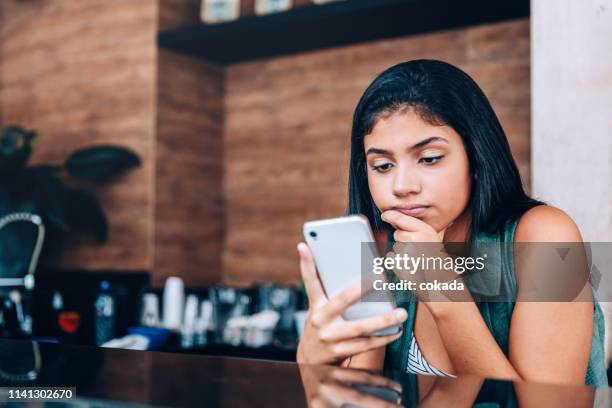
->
<box><xmin>309</xmin><ymin>231</ymin><xmax>318</xmax><ymax>238</ymax></box>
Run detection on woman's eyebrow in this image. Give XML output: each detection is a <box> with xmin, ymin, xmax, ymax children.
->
<box><xmin>366</xmin><ymin>136</ymin><xmax>448</xmax><ymax>156</ymax></box>
<box><xmin>409</xmin><ymin>136</ymin><xmax>449</xmax><ymax>151</ymax></box>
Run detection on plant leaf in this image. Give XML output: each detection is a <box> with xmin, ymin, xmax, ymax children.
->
<box><xmin>24</xmin><ymin>164</ymin><xmax>61</xmax><ymax>177</ymax></box>
<box><xmin>64</xmin><ymin>145</ymin><xmax>140</xmax><ymax>182</ymax></box>
<box><xmin>63</xmin><ymin>188</ymin><xmax>108</xmax><ymax>242</ymax></box>
<box><xmin>0</xmin><ymin>126</ymin><xmax>36</xmax><ymax>175</ymax></box>
<box><xmin>19</xmin><ymin>165</ymin><xmax>62</xmax><ymax>193</ymax></box>
<box><xmin>33</xmin><ymin>179</ymin><xmax>71</xmax><ymax>233</ymax></box>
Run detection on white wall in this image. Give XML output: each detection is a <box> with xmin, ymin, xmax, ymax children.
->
<box><xmin>532</xmin><ymin>0</ymin><xmax>612</xmax><ymax>362</ymax></box>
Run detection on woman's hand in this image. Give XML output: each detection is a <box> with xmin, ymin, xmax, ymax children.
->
<box><xmin>380</xmin><ymin>210</ymin><xmax>472</xmax><ymax>304</ymax></box>
<box><xmin>296</xmin><ymin>243</ymin><xmax>407</xmax><ymax>365</ymax></box>
<box><xmin>299</xmin><ymin>363</ymin><xmax>402</xmax><ymax>408</ymax></box>
<box><xmin>381</xmin><ymin>210</ymin><xmax>446</xmax><ymax>244</ymax></box>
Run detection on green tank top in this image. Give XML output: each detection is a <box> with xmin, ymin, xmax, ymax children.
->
<box><xmin>384</xmin><ymin>214</ymin><xmax>608</xmax><ymax>404</ymax></box>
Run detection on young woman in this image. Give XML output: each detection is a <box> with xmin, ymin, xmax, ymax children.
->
<box><xmin>296</xmin><ymin>60</ymin><xmax>607</xmax><ymax>393</ymax></box>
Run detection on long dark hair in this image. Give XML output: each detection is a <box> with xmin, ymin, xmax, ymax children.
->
<box><xmin>348</xmin><ymin>60</ymin><xmax>543</xmax><ymax>235</ymax></box>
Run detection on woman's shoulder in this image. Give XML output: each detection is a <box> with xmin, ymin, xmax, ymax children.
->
<box><xmin>515</xmin><ymin>204</ymin><xmax>583</xmax><ymax>243</ymax></box>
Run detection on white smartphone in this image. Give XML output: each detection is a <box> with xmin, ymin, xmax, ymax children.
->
<box><xmin>303</xmin><ymin>215</ymin><xmax>401</xmax><ymax>336</ymax></box>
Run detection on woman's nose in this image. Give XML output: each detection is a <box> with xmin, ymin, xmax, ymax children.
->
<box><xmin>392</xmin><ymin>168</ymin><xmax>421</xmax><ymax>197</ymax></box>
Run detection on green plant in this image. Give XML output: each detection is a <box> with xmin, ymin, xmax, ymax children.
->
<box><xmin>0</xmin><ymin>125</ymin><xmax>141</xmax><ymax>274</ymax></box>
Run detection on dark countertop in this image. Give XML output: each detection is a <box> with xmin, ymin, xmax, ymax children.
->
<box><xmin>0</xmin><ymin>338</ymin><xmax>607</xmax><ymax>407</ymax></box>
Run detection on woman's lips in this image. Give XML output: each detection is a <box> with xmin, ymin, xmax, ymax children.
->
<box><xmin>394</xmin><ymin>206</ymin><xmax>430</xmax><ymax>216</ymax></box>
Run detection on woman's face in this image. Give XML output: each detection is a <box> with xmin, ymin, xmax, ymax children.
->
<box><xmin>364</xmin><ymin>109</ymin><xmax>472</xmax><ymax>233</ymax></box>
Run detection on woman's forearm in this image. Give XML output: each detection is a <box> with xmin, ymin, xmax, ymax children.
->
<box><xmin>427</xmin><ymin>301</ymin><xmax>522</xmax><ymax>381</ymax></box>
<box><xmin>345</xmin><ymin>347</ymin><xmax>386</xmax><ymax>371</ymax></box>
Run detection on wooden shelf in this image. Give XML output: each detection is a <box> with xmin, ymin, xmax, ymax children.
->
<box><xmin>157</xmin><ymin>0</ymin><xmax>529</xmax><ymax>65</ymax></box>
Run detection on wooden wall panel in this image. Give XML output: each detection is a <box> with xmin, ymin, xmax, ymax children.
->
<box><xmin>224</xmin><ymin>19</ymin><xmax>531</xmax><ymax>286</ymax></box>
<box><xmin>159</xmin><ymin>0</ymin><xmax>201</xmax><ymax>30</ymax></box>
<box><xmin>155</xmin><ymin>2</ymin><xmax>225</xmax><ymax>287</ymax></box>
<box><xmin>0</xmin><ymin>0</ymin><xmax>157</xmax><ymax>271</ymax></box>
<box><xmin>154</xmin><ymin>50</ymin><xmax>224</xmax><ymax>287</ymax></box>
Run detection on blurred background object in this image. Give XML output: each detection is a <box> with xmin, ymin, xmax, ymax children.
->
<box><xmin>0</xmin><ymin>212</ymin><xmax>44</xmax><ymax>339</ymax></box>
<box><xmin>254</xmin><ymin>0</ymin><xmax>293</xmax><ymax>15</ymax></box>
<box><xmin>0</xmin><ymin>126</ymin><xmax>141</xmax><ymax>271</ymax></box>
<box><xmin>201</xmin><ymin>0</ymin><xmax>241</xmax><ymax>23</ymax></box>
<box><xmin>531</xmin><ymin>0</ymin><xmax>612</xmax><ymax>364</ymax></box>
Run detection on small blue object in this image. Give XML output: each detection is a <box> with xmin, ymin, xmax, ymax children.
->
<box><xmin>128</xmin><ymin>327</ymin><xmax>171</xmax><ymax>350</ymax></box>
<box><xmin>33</xmin><ymin>337</ymin><xmax>60</xmax><ymax>344</ymax></box>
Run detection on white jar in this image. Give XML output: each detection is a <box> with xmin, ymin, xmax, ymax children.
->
<box><xmin>201</xmin><ymin>0</ymin><xmax>241</xmax><ymax>23</ymax></box>
<box><xmin>255</xmin><ymin>0</ymin><xmax>293</xmax><ymax>15</ymax></box>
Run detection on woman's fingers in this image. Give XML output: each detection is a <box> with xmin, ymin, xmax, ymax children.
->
<box><xmin>298</xmin><ymin>242</ymin><xmax>326</xmax><ymax>305</ymax></box>
<box><xmin>310</xmin><ymin>280</ymin><xmax>362</xmax><ymax>327</ymax></box>
<box><xmin>381</xmin><ymin>210</ymin><xmax>429</xmax><ymax>232</ymax></box>
<box><xmin>319</xmin><ymin>383</ymin><xmax>401</xmax><ymax>408</ymax></box>
<box><xmin>318</xmin><ymin>308</ymin><xmax>407</xmax><ymax>341</ymax></box>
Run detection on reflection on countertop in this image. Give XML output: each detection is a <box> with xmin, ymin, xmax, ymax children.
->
<box><xmin>0</xmin><ymin>338</ymin><xmax>608</xmax><ymax>408</ymax></box>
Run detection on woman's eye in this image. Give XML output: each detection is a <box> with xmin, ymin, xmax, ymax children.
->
<box><xmin>419</xmin><ymin>155</ymin><xmax>444</xmax><ymax>165</ymax></box>
<box><xmin>372</xmin><ymin>163</ymin><xmax>393</xmax><ymax>173</ymax></box>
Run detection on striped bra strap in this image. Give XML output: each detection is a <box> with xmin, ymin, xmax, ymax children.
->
<box><xmin>407</xmin><ymin>333</ymin><xmax>455</xmax><ymax>377</ymax></box>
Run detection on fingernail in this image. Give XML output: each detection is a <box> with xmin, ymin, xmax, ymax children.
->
<box><xmin>394</xmin><ymin>308</ymin><xmax>407</xmax><ymax>322</ymax></box>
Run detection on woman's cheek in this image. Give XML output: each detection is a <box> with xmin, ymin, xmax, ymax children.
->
<box><xmin>429</xmin><ymin>174</ymin><xmax>466</xmax><ymax>229</ymax></box>
<box><xmin>368</xmin><ymin>175</ymin><xmax>390</xmax><ymax>210</ymax></box>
